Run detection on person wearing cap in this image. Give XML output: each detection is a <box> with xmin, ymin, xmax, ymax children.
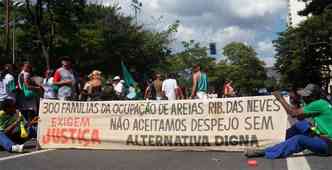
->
<box><xmin>245</xmin><ymin>84</ymin><xmax>332</xmax><ymax>159</ymax></box>
<box><xmin>112</xmin><ymin>76</ymin><xmax>124</xmax><ymax>98</ymax></box>
<box><xmin>53</xmin><ymin>57</ymin><xmax>76</xmax><ymax>100</ymax></box>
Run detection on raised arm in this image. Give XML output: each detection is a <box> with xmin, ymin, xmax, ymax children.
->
<box><xmin>272</xmin><ymin>91</ymin><xmax>305</xmax><ymax>119</ymax></box>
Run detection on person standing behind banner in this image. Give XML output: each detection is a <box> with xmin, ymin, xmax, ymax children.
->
<box><xmin>144</xmin><ymin>79</ymin><xmax>156</xmax><ymax>100</ymax></box>
<box><xmin>162</xmin><ymin>73</ymin><xmax>178</xmax><ymax>100</ymax></box>
<box><xmin>153</xmin><ymin>73</ymin><xmax>163</xmax><ymax>100</ymax></box>
<box><xmin>112</xmin><ymin>76</ymin><xmax>124</xmax><ymax>99</ymax></box>
<box><xmin>190</xmin><ymin>65</ymin><xmax>208</xmax><ymax>99</ymax></box>
<box><xmin>53</xmin><ymin>57</ymin><xmax>76</xmax><ymax>101</ymax></box>
<box><xmin>3</xmin><ymin>64</ymin><xmax>16</xmax><ymax>102</ymax></box>
<box><xmin>0</xmin><ymin>69</ymin><xmax>8</xmax><ymax>109</ymax></box>
<box><xmin>42</xmin><ymin>69</ymin><xmax>57</xmax><ymax>99</ymax></box>
<box><xmin>17</xmin><ymin>62</ymin><xmax>41</xmax><ymax>122</ymax></box>
<box><xmin>82</xmin><ymin>70</ymin><xmax>103</xmax><ymax>101</ymax></box>
<box><xmin>223</xmin><ymin>80</ymin><xmax>235</xmax><ymax>97</ymax></box>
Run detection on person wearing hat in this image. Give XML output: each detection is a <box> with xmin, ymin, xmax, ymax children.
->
<box><xmin>245</xmin><ymin>84</ymin><xmax>332</xmax><ymax>159</ymax></box>
<box><xmin>81</xmin><ymin>70</ymin><xmax>102</xmax><ymax>101</ymax></box>
<box><xmin>112</xmin><ymin>76</ymin><xmax>124</xmax><ymax>98</ymax></box>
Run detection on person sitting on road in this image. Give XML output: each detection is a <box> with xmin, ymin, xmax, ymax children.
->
<box><xmin>0</xmin><ymin>99</ymin><xmax>37</xmax><ymax>153</ymax></box>
<box><xmin>245</xmin><ymin>84</ymin><xmax>332</xmax><ymax>159</ymax></box>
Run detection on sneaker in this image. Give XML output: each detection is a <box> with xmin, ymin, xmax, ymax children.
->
<box><xmin>244</xmin><ymin>149</ymin><xmax>265</xmax><ymax>158</ymax></box>
<box><xmin>11</xmin><ymin>144</ymin><xmax>24</xmax><ymax>153</ymax></box>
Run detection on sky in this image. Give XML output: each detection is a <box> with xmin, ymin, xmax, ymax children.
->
<box><xmin>102</xmin><ymin>0</ymin><xmax>289</xmax><ymax>67</ymax></box>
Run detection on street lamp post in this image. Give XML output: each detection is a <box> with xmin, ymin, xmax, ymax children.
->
<box><xmin>12</xmin><ymin>12</ymin><xmax>15</xmax><ymax>64</ymax></box>
<box><xmin>131</xmin><ymin>0</ymin><xmax>142</xmax><ymax>24</ymax></box>
<box><xmin>5</xmin><ymin>0</ymin><xmax>10</xmax><ymax>57</ymax></box>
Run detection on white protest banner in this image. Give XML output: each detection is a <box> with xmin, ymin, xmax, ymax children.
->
<box><xmin>37</xmin><ymin>96</ymin><xmax>288</xmax><ymax>151</ymax></box>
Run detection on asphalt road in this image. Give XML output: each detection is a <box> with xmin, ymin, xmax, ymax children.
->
<box><xmin>0</xmin><ymin>149</ymin><xmax>331</xmax><ymax>170</ymax></box>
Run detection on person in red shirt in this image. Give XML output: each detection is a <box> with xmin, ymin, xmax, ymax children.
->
<box><xmin>53</xmin><ymin>57</ymin><xmax>76</xmax><ymax>100</ymax></box>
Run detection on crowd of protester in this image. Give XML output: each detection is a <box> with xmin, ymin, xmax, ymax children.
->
<box><xmin>1</xmin><ymin>57</ymin><xmax>332</xmax><ymax>160</ymax></box>
<box><xmin>0</xmin><ymin>56</ymin><xmax>238</xmax><ymax>153</ymax></box>
<box><xmin>0</xmin><ymin>58</ymin><xmax>213</xmax><ymax>153</ymax></box>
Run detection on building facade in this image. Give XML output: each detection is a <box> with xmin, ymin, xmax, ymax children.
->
<box><xmin>287</xmin><ymin>0</ymin><xmax>308</xmax><ymax>27</ymax></box>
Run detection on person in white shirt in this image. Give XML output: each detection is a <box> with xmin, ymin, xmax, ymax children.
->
<box><xmin>162</xmin><ymin>73</ymin><xmax>178</xmax><ymax>100</ymax></box>
<box><xmin>0</xmin><ymin>71</ymin><xmax>8</xmax><ymax>104</ymax></box>
<box><xmin>112</xmin><ymin>76</ymin><xmax>124</xmax><ymax>97</ymax></box>
<box><xmin>3</xmin><ymin>64</ymin><xmax>16</xmax><ymax>102</ymax></box>
<box><xmin>42</xmin><ymin>69</ymin><xmax>57</xmax><ymax>99</ymax></box>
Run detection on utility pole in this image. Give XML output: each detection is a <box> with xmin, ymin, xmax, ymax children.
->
<box><xmin>5</xmin><ymin>0</ymin><xmax>11</xmax><ymax>58</ymax></box>
<box><xmin>131</xmin><ymin>0</ymin><xmax>142</xmax><ymax>24</ymax></box>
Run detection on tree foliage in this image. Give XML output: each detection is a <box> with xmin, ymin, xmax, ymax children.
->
<box><xmin>0</xmin><ymin>1</ymin><xmax>174</xmax><ymax>78</ymax></box>
<box><xmin>222</xmin><ymin>42</ymin><xmax>267</xmax><ymax>95</ymax></box>
<box><xmin>274</xmin><ymin>1</ymin><xmax>332</xmax><ymax>89</ymax></box>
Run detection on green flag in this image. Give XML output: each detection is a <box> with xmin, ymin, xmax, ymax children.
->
<box><xmin>121</xmin><ymin>61</ymin><xmax>135</xmax><ymax>87</ymax></box>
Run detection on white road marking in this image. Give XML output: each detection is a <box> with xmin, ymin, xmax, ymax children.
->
<box><xmin>0</xmin><ymin>149</ymin><xmax>55</xmax><ymax>162</ymax></box>
<box><xmin>286</xmin><ymin>117</ymin><xmax>311</xmax><ymax>170</ymax></box>
<box><xmin>287</xmin><ymin>156</ymin><xmax>311</xmax><ymax>170</ymax></box>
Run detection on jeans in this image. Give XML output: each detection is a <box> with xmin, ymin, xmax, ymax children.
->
<box><xmin>0</xmin><ymin>127</ymin><xmax>37</xmax><ymax>152</ymax></box>
<box><xmin>0</xmin><ymin>132</ymin><xmax>14</xmax><ymax>152</ymax></box>
<box><xmin>265</xmin><ymin>120</ymin><xmax>329</xmax><ymax>159</ymax></box>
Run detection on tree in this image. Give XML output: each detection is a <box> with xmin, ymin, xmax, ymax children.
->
<box><xmin>222</xmin><ymin>42</ymin><xmax>267</xmax><ymax>95</ymax></box>
<box><xmin>299</xmin><ymin>0</ymin><xmax>332</xmax><ymax>16</ymax></box>
<box><xmin>0</xmin><ymin>2</ymin><xmax>174</xmax><ymax>80</ymax></box>
<box><xmin>274</xmin><ymin>3</ymin><xmax>332</xmax><ymax>89</ymax></box>
<box><xmin>157</xmin><ymin>40</ymin><xmax>216</xmax><ymax>89</ymax></box>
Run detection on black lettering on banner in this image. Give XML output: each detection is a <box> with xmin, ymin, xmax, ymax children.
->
<box><xmin>163</xmin><ymin>104</ymin><xmax>169</xmax><ymax>115</ymax></box>
<box><xmin>238</xmin><ymin>100</ymin><xmax>244</xmax><ymax>112</ymax></box>
<box><xmin>266</xmin><ymin>99</ymin><xmax>273</xmax><ymax>112</ymax></box>
<box><xmin>273</xmin><ymin>99</ymin><xmax>281</xmax><ymax>111</ymax></box>
<box><xmin>42</xmin><ymin>102</ymin><xmax>49</xmax><ymax>114</ymax></box>
<box><xmin>177</xmin><ymin>103</ymin><xmax>183</xmax><ymax>115</ymax></box>
<box><xmin>226</xmin><ymin>101</ymin><xmax>233</xmax><ymax>113</ymax></box>
<box><xmin>191</xmin><ymin>117</ymin><xmax>239</xmax><ymax>131</ymax></box>
<box><xmin>197</xmin><ymin>103</ymin><xmax>204</xmax><ymax>115</ymax></box>
<box><xmin>208</xmin><ymin>102</ymin><xmax>214</xmax><ymax>114</ymax></box>
<box><xmin>110</xmin><ymin>117</ymin><xmax>130</xmax><ymax>131</ymax></box>
<box><xmin>208</xmin><ymin>102</ymin><xmax>224</xmax><ymax>115</ymax></box>
<box><xmin>244</xmin><ymin>116</ymin><xmax>274</xmax><ymax>130</ymax></box>
<box><xmin>158</xmin><ymin>104</ymin><xmax>165</xmax><ymax>115</ymax></box>
<box><xmin>46</xmin><ymin>102</ymin><xmax>60</xmax><ymax>114</ymax></box>
<box><xmin>131</xmin><ymin>118</ymin><xmax>187</xmax><ymax>132</ymax></box>
<box><xmin>215</xmin><ymin>135</ymin><xmax>258</xmax><ymax>146</ymax></box>
<box><xmin>126</xmin><ymin>135</ymin><xmax>210</xmax><ymax>146</ymax></box>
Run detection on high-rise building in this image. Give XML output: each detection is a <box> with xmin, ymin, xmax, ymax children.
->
<box><xmin>287</xmin><ymin>0</ymin><xmax>308</xmax><ymax>27</ymax></box>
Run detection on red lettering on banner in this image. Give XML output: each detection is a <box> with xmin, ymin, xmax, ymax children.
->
<box><xmin>41</xmin><ymin>128</ymin><xmax>101</xmax><ymax>146</ymax></box>
<box><xmin>50</xmin><ymin>117</ymin><xmax>90</xmax><ymax>128</ymax></box>
<box><xmin>91</xmin><ymin>129</ymin><xmax>101</xmax><ymax>144</ymax></box>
